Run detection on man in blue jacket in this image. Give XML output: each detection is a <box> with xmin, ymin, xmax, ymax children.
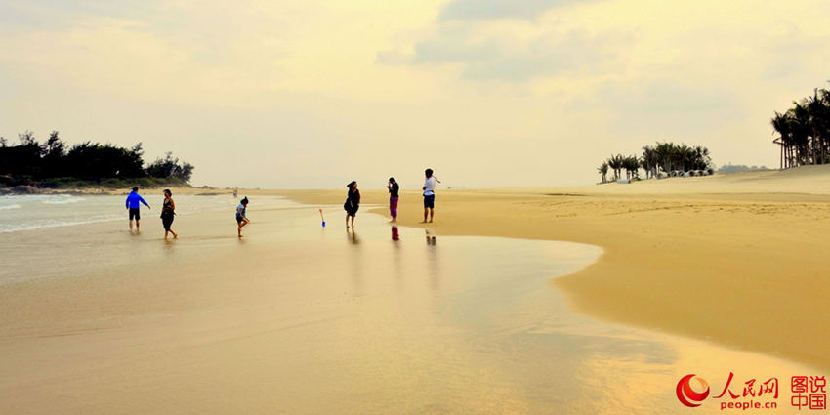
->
<box><xmin>125</xmin><ymin>186</ymin><xmax>151</xmax><ymax>231</ymax></box>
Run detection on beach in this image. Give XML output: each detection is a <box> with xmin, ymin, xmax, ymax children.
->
<box><xmin>4</xmin><ymin>0</ymin><xmax>829</xmax><ymax>411</ymax></box>
<box><xmin>280</xmin><ymin>166</ymin><xmax>830</xmax><ymax>372</ymax></box>
<box><xmin>1</xmin><ymin>167</ymin><xmax>828</xmax><ymax>414</ymax></box>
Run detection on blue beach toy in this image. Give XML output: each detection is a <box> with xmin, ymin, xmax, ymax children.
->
<box><xmin>319</xmin><ymin>208</ymin><xmax>326</xmax><ymax>227</ymax></box>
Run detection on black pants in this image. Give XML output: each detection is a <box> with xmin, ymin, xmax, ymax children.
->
<box><xmin>161</xmin><ymin>213</ymin><xmax>174</xmax><ymax>230</ymax></box>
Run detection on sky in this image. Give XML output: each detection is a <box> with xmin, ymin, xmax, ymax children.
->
<box><xmin>1</xmin><ymin>0</ymin><xmax>829</xmax><ymax>188</ymax></box>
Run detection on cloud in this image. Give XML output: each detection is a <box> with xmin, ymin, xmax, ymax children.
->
<box><xmin>586</xmin><ymin>79</ymin><xmax>745</xmax><ymax>137</ymax></box>
<box><xmin>438</xmin><ymin>0</ymin><xmax>597</xmax><ymax>21</ymax></box>
<box><xmin>378</xmin><ymin>0</ymin><xmax>625</xmax><ymax>82</ymax></box>
<box><xmin>3</xmin><ymin>0</ymin><xmax>830</xmax><ymax>188</ymax></box>
<box><xmin>0</xmin><ymin>1</ymin><xmax>159</xmax><ymax>32</ymax></box>
<box><xmin>380</xmin><ymin>24</ymin><xmax>630</xmax><ymax>82</ymax></box>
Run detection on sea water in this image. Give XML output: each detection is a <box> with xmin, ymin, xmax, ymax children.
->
<box><xmin>0</xmin><ymin>192</ymin><xmax>291</xmax><ymax>233</ymax></box>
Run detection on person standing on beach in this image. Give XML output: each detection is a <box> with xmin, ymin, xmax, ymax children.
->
<box><xmin>344</xmin><ymin>181</ymin><xmax>360</xmax><ymax>230</ymax></box>
<box><xmin>236</xmin><ymin>197</ymin><xmax>250</xmax><ymax>237</ymax></box>
<box><xmin>160</xmin><ymin>189</ymin><xmax>178</xmax><ymax>239</ymax></box>
<box><xmin>388</xmin><ymin>177</ymin><xmax>399</xmax><ymax>224</ymax></box>
<box><xmin>126</xmin><ymin>186</ymin><xmax>150</xmax><ymax>231</ymax></box>
<box><xmin>421</xmin><ymin>169</ymin><xmax>439</xmax><ymax>223</ymax></box>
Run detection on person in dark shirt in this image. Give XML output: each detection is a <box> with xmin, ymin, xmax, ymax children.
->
<box><xmin>344</xmin><ymin>181</ymin><xmax>360</xmax><ymax>230</ymax></box>
<box><xmin>388</xmin><ymin>177</ymin><xmax>399</xmax><ymax>224</ymax></box>
<box><xmin>160</xmin><ymin>189</ymin><xmax>178</xmax><ymax>239</ymax></box>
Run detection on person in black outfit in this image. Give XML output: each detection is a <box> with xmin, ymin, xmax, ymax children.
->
<box><xmin>388</xmin><ymin>177</ymin><xmax>399</xmax><ymax>224</ymax></box>
<box><xmin>160</xmin><ymin>189</ymin><xmax>178</xmax><ymax>239</ymax></box>
<box><xmin>344</xmin><ymin>181</ymin><xmax>360</xmax><ymax>230</ymax></box>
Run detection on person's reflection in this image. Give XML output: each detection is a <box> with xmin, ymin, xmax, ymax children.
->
<box><xmin>163</xmin><ymin>238</ymin><xmax>176</xmax><ymax>254</ymax></box>
<box><xmin>347</xmin><ymin>230</ymin><xmax>363</xmax><ymax>297</ymax></box>
<box><xmin>425</xmin><ymin>229</ymin><xmax>439</xmax><ymax>293</ymax></box>
<box><xmin>425</xmin><ymin>228</ymin><xmax>437</xmax><ymax>245</ymax></box>
<box><xmin>391</xmin><ymin>226</ymin><xmax>402</xmax><ymax>292</ymax></box>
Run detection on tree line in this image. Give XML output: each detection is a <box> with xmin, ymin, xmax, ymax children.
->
<box><xmin>771</xmin><ymin>84</ymin><xmax>830</xmax><ymax>169</ymax></box>
<box><xmin>0</xmin><ymin>131</ymin><xmax>193</xmax><ymax>187</ymax></box>
<box><xmin>598</xmin><ymin>143</ymin><xmax>713</xmax><ymax>183</ymax></box>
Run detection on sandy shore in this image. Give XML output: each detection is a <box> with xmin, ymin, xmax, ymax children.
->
<box><xmin>278</xmin><ymin>165</ymin><xmax>830</xmax><ymax>371</ymax></box>
<box><xmin>3</xmin><ymin>169</ymin><xmax>827</xmax><ymax>413</ymax></box>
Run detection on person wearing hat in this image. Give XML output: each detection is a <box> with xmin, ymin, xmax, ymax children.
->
<box><xmin>236</xmin><ymin>197</ymin><xmax>250</xmax><ymax>237</ymax></box>
<box><xmin>344</xmin><ymin>181</ymin><xmax>360</xmax><ymax>230</ymax></box>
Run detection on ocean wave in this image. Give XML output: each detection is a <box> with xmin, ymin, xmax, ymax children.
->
<box><xmin>42</xmin><ymin>196</ymin><xmax>85</xmax><ymax>205</ymax></box>
<box><xmin>0</xmin><ymin>194</ymin><xmax>294</xmax><ymax>233</ymax></box>
<box><xmin>0</xmin><ymin>215</ymin><xmax>122</xmax><ymax>233</ymax></box>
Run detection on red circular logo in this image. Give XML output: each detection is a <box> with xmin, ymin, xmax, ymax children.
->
<box><xmin>677</xmin><ymin>374</ymin><xmax>710</xmax><ymax>407</ymax></box>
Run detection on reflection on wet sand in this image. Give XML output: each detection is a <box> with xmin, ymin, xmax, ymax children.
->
<box><xmin>423</xmin><ymin>229</ymin><xmax>441</xmax><ymax>294</ymax></box>
<box><xmin>163</xmin><ymin>238</ymin><xmax>176</xmax><ymax>253</ymax></box>
<box><xmin>347</xmin><ymin>229</ymin><xmax>360</xmax><ymax>245</ymax></box>
<box><xmin>0</xmin><ymin>205</ymin><xmax>819</xmax><ymax>414</ymax></box>
<box><xmin>347</xmin><ymin>230</ymin><xmax>364</xmax><ymax>298</ymax></box>
<box><xmin>425</xmin><ymin>228</ymin><xmax>437</xmax><ymax>245</ymax></box>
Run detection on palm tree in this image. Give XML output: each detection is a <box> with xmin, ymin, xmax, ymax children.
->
<box><xmin>693</xmin><ymin>145</ymin><xmax>710</xmax><ymax>171</ymax></box>
<box><xmin>598</xmin><ymin>162</ymin><xmax>608</xmax><ymax>183</ymax></box>
<box><xmin>641</xmin><ymin>146</ymin><xmax>659</xmax><ymax>179</ymax></box>
<box><xmin>772</xmin><ymin>110</ymin><xmax>794</xmax><ymax>169</ymax></box>
<box><xmin>654</xmin><ymin>142</ymin><xmax>674</xmax><ymax>175</ymax></box>
<box><xmin>597</xmin><ymin>143</ymin><xmax>713</xmax><ymax>181</ymax></box>
<box><xmin>806</xmin><ymin>89</ymin><xmax>830</xmax><ymax>164</ymax></box>
<box><xmin>773</xmin><ymin>85</ymin><xmax>830</xmax><ymax>169</ymax></box>
<box><xmin>792</xmin><ymin>103</ymin><xmax>812</xmax><ymax>166</ymax></box>
<box><xmin>610</xmin><ymin>154</ymin><xmax>625</xmax><ymax>181</ymax></box>
<box><xmin>606</xmin><ymin>155</ymin><xmax>618</xmax><ymax>181</ymax></box>
<box><xmin>623</xmin><ymin>155</ymin><xmax>640</xmax><ymax>180</ymax></box>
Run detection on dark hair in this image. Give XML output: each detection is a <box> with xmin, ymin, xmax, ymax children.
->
<box><xmin>241</xmin><ymin>197</ymin><xmax>249</xmax><ymax>204</ymax></box>
<box><xmin>132</xmin><ymin>186</ymin><xmax>139</xmax><ymax>191</ymax></box>
<box><xmin>347</xmin><ymin>181</ymin><xmax>356</xmax><ymax>188</ymax></box>
<box><xmin>164</xmin><ymin>189</ymin><xmax>172</xmax><ymax>196</ymax></box>
<box><xmin>425</xmin><ymin>168</ymin><xmax>433</xmax><ymax>176</ymax></box>
<box><xmin>389</xmin><ymin>177</ymin><xmax>396</xmax><ymax>183</ymax></box>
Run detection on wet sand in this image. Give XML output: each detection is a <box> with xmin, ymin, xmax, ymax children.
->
<box><xmin>3</xmin><ymin>200</ymin><xmax>616</xmax><ymax>414</ymax></box>
<box><xmin>1</xmin><ymin>167</ymin><xmax>828</xmax><ymax>413</ymax></box>
<box><xmin>279</xmin><ymin>166</ymin><xmax>830</xmax><ymax>372</ymax></box>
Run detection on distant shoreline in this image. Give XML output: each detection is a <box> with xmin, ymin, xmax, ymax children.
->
<box><xmin>0</xmin><ymin>183</ymin><xmax>225</xmax><ymax>196</ymax></box>
<box><xmin>0</xmin><ymin>175</ymin><xmax>193</xmax><ymax>193</ymax></box>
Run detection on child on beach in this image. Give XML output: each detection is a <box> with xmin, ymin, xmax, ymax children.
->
<box><xmin>236</xmin><ymin>197</ymin><xmax>250</xmax><ymax>237</ymax></box>
<box><xmin>421</xmin><ymin>169</ymin><xmax>439</xmax><ymax>223</ymax></box>
<box><xmin>125</xmin><ymin>186</ymin><xmax>151</xmax><ymax>231</ymax></box>
<box><xmin>388</xmin><ymin>177</ymin><xmax>399</xmax><ymax>224</ymax></box>
<box><xmin>344</xmin><ymin>181</ymin><xmax>360</xmax><ymax>230</ymax></box>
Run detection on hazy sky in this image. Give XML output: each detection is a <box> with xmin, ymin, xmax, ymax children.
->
<box><xmin>1</xmin><ymin>0</ymin><xmax>829</xmax><ymax>188</ymax></box>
